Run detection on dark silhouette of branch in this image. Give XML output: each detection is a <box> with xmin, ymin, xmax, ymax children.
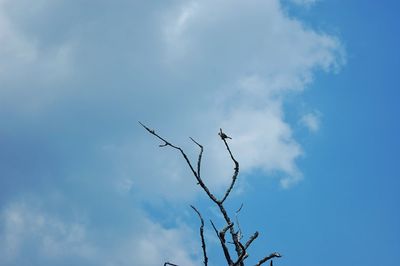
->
<box><xmin>255</xmin><ymin>252</ymin><xmax>282</xmax><ymax>266</ymax></box>
<box><xmin>217</xmin><ymin>202</ymin><xmax>243</xmax><ymax>260</ymax></box>
<box><xmin>233</xmin><ymin>241</ymin><xmax>248</xmax><ymax>266</ymax></box>
<box><xmin>141</xmin><ymin>122</ymin><xmax>282</xmax><ymax>266</ymax></box>
<box><xmin>140</xmin><ymin>122</ymin><xmax>243</xmax><ymax>258</ymax></box>
<box><xmin>139</xmin><ymin>122</ymin><xmax>219</xmax><ymax>204</ymax></box>
<box><xmin>191</xmin><ymin>205</ymin><xmax>208</xmax><ymax>266</ymax></box>
<box><xmin>244</xmin><ymin>231</ymin><xmax>259</xmax><ymax>250</ymax></box>
<box><xmin>164</xmin><ymin>262</ymin><xmax>179</xmax><ymax>266</ymax></box>
<box><xmin>189</xmin><ymin>137</ymin><xmax>203</xmax><ymax>180</ymax></box>
<box><xmin>216</xmin><ymin>129</ymin><xmax>242</xmax><ymax>259</ymax></box>
<box><xmin>219</xmin><ymin>129</ymin><xmax>239</xmax><ymax>204</ymax></box>
<box><xmin>211</xmin><ymin>220</ymin><xmax>233</xmax><ymax>265</ymax></box>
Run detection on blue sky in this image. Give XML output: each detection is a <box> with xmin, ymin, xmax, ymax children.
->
<box><xmin>0</xmin><ymin>0</ymin><xmax>399</xmax><ymax>265</ymax></box>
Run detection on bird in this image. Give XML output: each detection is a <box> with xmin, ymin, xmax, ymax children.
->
<box><xmin>218</xmin><ymin>128</ymin><xmax>232</xmax><ymax>140</ymax></box>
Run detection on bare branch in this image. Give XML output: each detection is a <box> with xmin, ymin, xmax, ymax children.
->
<box><xmin>140</xmin><ymin>122</ymin><xmax>244</xmax><ymax>260</ymax></box>
<box><xmin>139</xmin><ymin>122</ymin><xmax>219</xmax><ymax>204</ymax></box>
<box><xmin>236</xmin><ymin>203</ymin><xmax>244</xmax><ymax>213</ymax></box>
<box><xmin>233</xmin><ymin>241</ymin><xmax>248</xmax><ymax>266</ymax></box>
<box><xmin>189</xmin><ymin>137</ymin><xmax>203</xmax><ymax>183</ymax></box>
<box><xmin>141</xmin><ymin>123</ymin><xmax>282</xmax><ymax>266</ymax></box>
<box><xmin>210</xmin><ymin>220</ymin><xmax>233</xmax><ymax>265</ymax></box>
<box><xmin>255</xmin><ymin>252</ymin><xmax>282</xmax><ymax>266</ymax></box>
<box><xmin>221</xmin><ymin>222</ymin><xmax>234</xmax><ymax>236</ymax></box>
<box><xmin>244</xmin><ymin>231</ymin><xmax>259</xmax><ymax>250</ymax></box>
<box><xmin>219</xmin><ymin>129</ymin><xmax>239</xmax><ymax>204</ymax></box>
<box><xmin>139</xmin><ymin>121</ymin><xmax>197</xmax><ymax>176</ymax></box>
<box><xmin>190</xmin><ymin>205</ymin><xmax>208</xmax><ymax>266</ymax></box>
<box><xmin>164</xmin><ymin>262</ymin><xmax>179</xmax><ymax>266</ymax></box>
<box><xmin>235</xmin><ymin>203</ymin><xmax>244</xmax><ymax>241</ymax></box>
<box><xmin>216</xmin><ymin>204</ymin><xmax>242</xmax><ymax>260</ymax></box>
<box><xmin>215</xmin><ymin>129</ymin><xmax>243</xmax><ymax>259</ymax></box>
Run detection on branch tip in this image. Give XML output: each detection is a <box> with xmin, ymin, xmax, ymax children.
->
<box><xmin>189</xmin><ymin>137</ymin><xmax>203</xmax><ymax>148</ymax></box>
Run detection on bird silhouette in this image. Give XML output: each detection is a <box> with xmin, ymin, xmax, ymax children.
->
<box><xmin>218</xmin><ymin>128</ymin><xmax>232</xmax><ymax>140</ymax></box>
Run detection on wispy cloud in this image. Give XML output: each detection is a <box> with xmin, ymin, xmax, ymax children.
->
<box><xmin>0</xmin><ymin>199</ymin><xmax>198</xmax><ymax>266</ymax></box>
<box><xmin>0</xmin><ymin>0</ymin><xmax>344</xmax><ymax>264</ymax></box>
<box><xmin>0</xmin><ymin>200</ymin><xmax>95</xmax><ymax>264</ymax></box>
<box><xmin>300</xmin><ymin>111</ymin><xmax>322</xmax><ymax>132</ymax></box>
<box><xmin>0</xmin><ymin>0</ymin><xmax>76</xmax><ymax>113</ymax></box>
<box><xmin>159</xmin><ymin>0</ymin><xmax>344</xmax><ymax>188</ymax></box>
<box><xmin>290</xmin><ymin>0</ymin><xmax>319</xmax><ymax>6</ymax></box>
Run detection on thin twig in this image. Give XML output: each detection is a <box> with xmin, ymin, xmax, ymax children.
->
<box><xmin>210</xmin><ymin>220</ymin><xmax>233</xmax><ymax>265</ymax></box>
<box><xmin>236</xmin><ymin>203</ymin><xmax>244</xmax><ymax>213</ymax></box>
<box><xmin>164</xmin><ymin>262</ymin><xmax>179</xmax><ymax>266</ymax></box>
<box><xmin>219</xmin><ymin>131</ymin><xmax>239</xmax><ymax>204</ymax></box>
<box><xmin>233</xmin><ymin>241</ymin><xmax>248</xmax><ymax>266</ymax></box>
<box><xmin>221</xmin><ymin>222</ymin><xmax>234</xmax><ymax>236</ymax></box>
<box><xmin>217</xmin><ymin>203</ymin><xmax>242</xmax><ymax>261</ymax></box>
<box><xmin>139</xmin><ymin>122</ymin><xmax>219</xmax><ymax>203</ymax></box>
<box><xmin>215</xmin><ymin>129</ymin><xmax>243</xmax><ymax>260</ymax></box>
<box><xmin>140</xmin><ymin>122</ymin><xmax>243</xmax><ymax>260</ymax></box>
<box><xmin>141</xmin><ymin>123</ymin><xmax>281</xmax><ymax>266</ymax></box>
<box><xmin>189</xmin><ymin>137</ymin><xmax>203</xmax><ymax>184</ymax></box>
<box><xmin>235</xmin><ymin>203</ymin><xmax>244</xmax><ymax>241</ymax></box>
<box><xmin>255</xmin><ymin>252</ymin><xmax>282</xmax><ymax>266</ymax></box>
<box><xmin>139</xmin><ymin>122</ymin><xmax>197</xmax><ymax>176</ymax></box>
<box><xmin>190</xmin><ymin>205</ymin><xmax>208</xmax><ymax>266</ymax></box>
<box><xmin>244</xmin><ymin>231</ymin><xmax>259</xmax><ymax>250</ymax></box>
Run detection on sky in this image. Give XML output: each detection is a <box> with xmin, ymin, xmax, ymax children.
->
<box><xmin>0</xmin><ymin>0</ymin><xmax>399</xmax><ymax>265</ymax></box>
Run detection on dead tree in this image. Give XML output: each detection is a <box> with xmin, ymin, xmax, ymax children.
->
<box><xmin>140</xmin><ymin>122</ymin><xmax>281</xmax><ymax>266</ymax></box>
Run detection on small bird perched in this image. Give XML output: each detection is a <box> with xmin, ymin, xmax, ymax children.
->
<box><xmin>218</xmin><ymin>128</ymin><xmax>232</xmax><ymax>140</ymax></box>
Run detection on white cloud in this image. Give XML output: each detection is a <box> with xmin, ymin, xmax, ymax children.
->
<box><xmin>0</xmin><ymin>1</ymin><xmax>74</xmax><ymax>75</ymax></box>
<box><xmin>0</xmin><ymin>200</ymin><xmax>199</xmax><ymax>266</ymax></box>
<box><xmin>0</xmin><ymin>0</ymin><xmax>344</xmax><ymax>192</ymax></box>
<box><xmin>290</xmin><ymin>0</ymin><xmax>318</xmax><ymax>6</ymax></box>
<box><xmin>156</xmin><ymin>0</ymin><xmax>343</xmax><ymax>189</ymax></box>
<box><xmin>0</xmin><ymin>1</ymin><xmax>345</xmax><ymax>264</ymax></box>
<box><xmin>126</xmin><ymin>221</ymin><xmax>198</xmax><ymax>266</ymax></box>
<box><xmin>300</xmin><ymin>111</ymin><xmax>322</xmax><ymax>132</ymax></box>
<box><xmin>221</xmin><ymin>106</ymin><xmax>303</xmax><ymax>183</ymax></box>
<box><xmin>0</xmin><ymin>0</ymin><xmax>76</xmax><ymax>113</ymax></box>
<box><xmin>0</xmin><ymin>1</ymin><xmax>37</xmax><ymax>72</ymax></box>
<box><xmin>161</xmin><ymin>0</ymin><xmax>344</xmax><ymax>75</ymax></box>
<box><xmin>0</xmin><ymin>201</ymin><xmax>95</xmax><ymax>263</ymax></box>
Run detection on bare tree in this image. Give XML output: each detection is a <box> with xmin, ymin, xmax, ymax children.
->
<box><xmin>140</xmin><ymin>122</ymin><xmax>281</xmax><ymax>266</ymax></box>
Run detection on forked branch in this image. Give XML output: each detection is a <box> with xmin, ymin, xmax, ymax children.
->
<box><xmin>141</xmin><ymin>122</ymin><xmax>282</xmax><ymax>266</ymax></box>
<box><xmin>191</xmin><ymin>205</ymin><xmax>208</xmax><ymax>266</ymax></box>
<box><xmin>139</xmin><ymin>122</ymin><xmax>218</xmax><ymax>204</ymax></box>
<box><xmin>211</xmin><ymin>220</ymin><xmax>233</xmax><ymax>265</ymax></box>
<box><xmin>140</xmin><ymin>122</ymin><xmax>243</xmax><ymax>259</ymax></box>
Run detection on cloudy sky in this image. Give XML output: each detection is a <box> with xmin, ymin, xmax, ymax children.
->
<box><xmin>1</xmin><ymin>0</ymin><xmax>399</xmax><ymax>265</ymax></box>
